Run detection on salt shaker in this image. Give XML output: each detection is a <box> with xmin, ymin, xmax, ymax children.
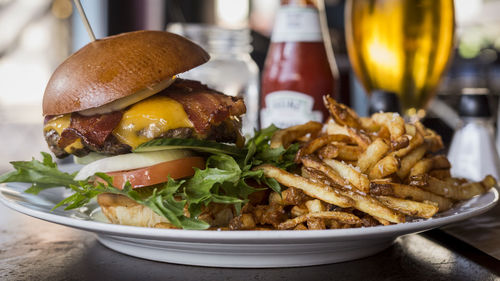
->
<box><xmin>447</xmin><ymin>88</ymin><xmax>500</xmax><ymax>181</ymax></box>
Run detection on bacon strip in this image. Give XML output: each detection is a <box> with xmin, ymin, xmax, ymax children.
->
<box><xmin>163</xmin><ymin>79</ymin><xmax>246</xmax><ymax>135</ymax></box>
<box><xmin>62</xmin><ymin>111</ymin><xmax>123</xmax><ymax>148</ymax></box>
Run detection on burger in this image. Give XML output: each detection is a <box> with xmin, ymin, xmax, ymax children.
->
<box><xmin>40</xmin><ymin>30</ymin><xmax>249</xmax><ymax>229</ymax></box>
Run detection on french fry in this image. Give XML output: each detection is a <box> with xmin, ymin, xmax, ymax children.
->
<box><xmin>373</xmin><ymin>216</ymin><xmax>391</xmax><ymax>226</ymax></box>
<box><xmin>336</xmin><ymin>144</ymin><xmax>364</xmax><ymax>161</ymax></box>
<box><xmin>336</xmin><ymin>186</ymin><xmax>405</xmax><ymax>223</ymax></box>
<box><xmin>301</xmin><ymin>156</ymin><xmax>349</xmax><ymax>186</ymax></box>
<box><xmin>393</xmin><ymin>129</ymin><xmax>424</xmax><ymax>158</ymax></box>
<box><xmin>371</xmin><ymin>112</ymin><xmax>405</xmax><ymax>141</ymax></box>
<box><xmin>294</xmin><ymin>223</ymin><xmax>308</xmax><ymax>230</ymax></box>
<box><xmin>368</xmin><ymin>155</ymin><xmax>400</xmax><ymax>179</ymax></box>
<box><xmin>359</xmin><ymin>117</ymin><xmax>381</xmax><ymax>132</ymax></box>
<box><xmin>270</xmin><ymin>121</ymin><xmax>323</xmax><ymax>149</ymax></box>
<box><xmin>424</xmin><ymin>130</ymin><xmax>444</xmax><ymax>152</ymax></box>
<box><xmin>307</xmin><ymin>217</ymin><xmax>326</xmax><ymax>230</ymax></box>
<box><xmin>305</xmin><ymin>199</ymin><xmax>325</xmax><ymax>213</ymax></box>
<box><xmin>323</xmin><ymin>158</ymin><xmax>370</xmax><ymax>193</ymax></box>
<box><xmin>291</xmin><ymin>205</ymin><xmax>308</xmax><ymax>217</ymax></box>
<box><xmin>256</xmin><ymin>164</ymin><xmax>353</xmax><ymax>208</ymax></box>
<box><xmin>481</xmin><ymin>175</ymin><xmax>497</xmax><ymax>190</ymax></box>
<box><xmin>376</xmin><ymin>196</ymin><xmax>439</xmax><ymax>218</ymax></box>
<box><xmin>278</xmin><ymin>211</ymin><xmax>362</xmax><ymax>230</ymax></box>
<box><xmin>317</xmin><ymin>144</ymin><xmax>339</xmax><ymax>159</ymax></box>
<box><xmin>302</xmin><ymin>165</ymin><xmax>406</xmax><ymax>223</ymax></box>
<box><xmin>432</xmin><ymin>155</ymin><xmax>451</xmax><ymax>169</ymax></box>
<box><xmin>409</xmin><ymin>158</ymin><xmax>434</xmax><ymax>177</ymax></box>
<box><xmin>428</xmin><ymin>169</ymin><xmax>451</xmax><ymax>180</ymax></box>
<box><xmin>318</xmin><ymin>144</ymin><xmax>363</xmax><ymax>161</ymax></box>
<box><xmin>357</xmin><ymin>138</ymin><xmax>390</xmax><ymax>173</ymax></box>
<box><xmin>397</xmin><ymin>145</ymin><xmax>427</xmax><ymax>179</ymax></box>
<box><xmin>326</xmin><ymin>119</ymin><xmax>350</xmax><ymax>136</ymax></box>
<box><xmin>347</xmin><ymin>127</ymin><xmax>371</xmax><ymax>149</ymax></box>
<box><xmin>420</xmin><ymin>176</ymin><xmax>486</xmax><ymax>200</ymax></box>
<box><xmin>391</xmin><ymin>135</ymin><xmax>410</xmax><ymax>150</ymax></box>
<box><xmin>324</xmin><ymin>95</ymin><xmax>361</xmax><ymax>129</ymax></box>
<box><xmin>296</xmin><ymin>134</ymin><xmax>353</xmax><ymax>161</ymax></box>
<box><xmin>387</xmin><ymin>182</ymin><xmax>453</xmax><ymax>211</ymax></box>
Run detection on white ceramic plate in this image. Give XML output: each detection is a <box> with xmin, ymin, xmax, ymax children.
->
<box><xmin>0</xmin><ymin>182</ymin><xmax>497</xmax><ymax>268</ymax></box>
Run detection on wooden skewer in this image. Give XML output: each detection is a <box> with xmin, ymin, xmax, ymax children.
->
<box><xmin>73</xmin><ymin>0</ymin><xmax>96</xmax><ymax>41</ymax></box>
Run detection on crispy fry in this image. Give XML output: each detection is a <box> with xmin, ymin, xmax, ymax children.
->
<box><xmin>294</xmin><ymin>223</ymin><xmax>308</xmax><ymax>230</ymax></box>
<box><xmin>323</xmin><ymin>159</ymin><xmax>370</xmax><ymax>193</ymax></box>
<box><xmin>391</xmin><ymin>135</ymin><xmax>410</xmax><ymax>150</ymax></box>
<box><xmin>301</xmin><ymin>156</ymin><xmax>349</xmax><ymax>186</ymax></box>
<box><xmin>326</xmin><ymin>120</ymin><xmax>350</xmax><ymax>136</ymax></box>
<box><xmin>296</xmin><ymin>134</ymin><xmax>353</xmax><ymax>161</ymax></box>
<box><xmin>317</xmin><ymin>144</ymin><xmax>339</xmax><ymax>159</ymax></box>
<box><xmin>389</xmin><ymin>182</ymin><xmax>453</xmax><ymax>211</ymax></box>
<box><xmin>397</xmin><ymin>145</ymin><xmax>427</xmax><ymax>179</ymax></box>
<box><xmin>324</xmin><ymin>95</ymin><xmax>361</xmax><ymax>129</ymax></box>
<box><xmin>424</xmin><ymin>130</ymin><xmax>444</xmax><ymax>152</ymax></box>
<box><xmin>357</xmin><ymin>138</ymin><xmax>390</xmax><ymax>173</ymax></box>
<box><xmin>337</xmin><ymin>145</ymin><xmax>364</xmax><ymax>161</ymax></box>
<box><xmin>305</xmin><ymin>199</ymin><xmax>326</xmax><ymax>213</ymax></box>
<box><xmin>278</xmin><ymin>211</ymin><xmax>362</xmax><ymax>230</ymax></box>
<box><xmin>256</xmin><ymin>164</ymin><xmax>353</xmax><ymax>208</ymax></box>
<box><xmin>371</xmin><ymin>112</ymin><xmax>405</xmax><ymax>141</ymax></box>
<box><xmin>301</xmin><ymin>166</ymin><xmax>406</xmax><ymax>223</ymax></box>
<box><xmin>347</xmin><ymin>127</ymin><xmax>371</xmax><ymax>149</ymax></box>
<box><xmin>409</xmin><ymin>158</ymin><xmax>434</xmax><ymax>177</ymax></box>
<box><xmin>359</xmin><ymin>117</ymin><xmax>381</xmax><ymax>132</ymax></box>
<box><xmin>428</xmin><ymin>169</ymin><xmax>451</xmax><ymax>180</ymax></box>
<box><xmin>368</xmin><ymin>155</ymin><xmax>400</xmax><ymax>179</ymax></box>
<box><xmin>270</xmin><ymin>121</ymin><xmax>323</xmax><ymax>149</ymax></box>
<box><xmin>481</xmin><ymin>175</ymin><xmax>497</xmax><ymax>190</ymax></box>
<box><xmin>336</xmin><ymin>186</ymin><xmax>405</xmax><ymax>223</ymax></box>
<box><xmin>373</xmin><ymin>216</ymin><xmax>391</xmax><ymax>226</ymax></box>
<box><xmin>318</xmin><ymin>144</ymin><xmax>363</xmax><ymax>161</ymax></box>
<box><xmin>393</xmin><ymin>129</ymin><xmax>424</xmax><ymax>158</ymax></box>
<box><xmin>291</xmin><ymin>205</ymin><xmax>308</xmax><ymax>217</ymax></box>
<box><xmin>376</xmin><ymin>196</ymin><xmax>439</xmax><ymax>218</ymax></box>
<box><xmin>432</xmin><ymin>155</ymin><xmax>451</xmax><ymax>169</ymax></box>
<box><xmin>307</xmin><ymin>217</ymin><xmax>326</xmax><ymax>230</ymax></box>
<box><xmin>405</xmin><ymin>123</ymin><xmax>417</xmax><ymax>137</ymax></box>
<box><xmin>420</xmin><ymin>176</ymin><xmax>486</xmax><ymax>200</ymax></box>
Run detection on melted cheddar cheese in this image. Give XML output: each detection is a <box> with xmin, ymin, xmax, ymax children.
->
<box><xmin>112</xmin><ymin>95</ymin><xmax>193</xmax><ymax>149</ymax></box>
<box><xmin>44</xmin><ymin>115</ymin><xmax>70</xmax><ymax>135</ymax></box>
<box><xmin>43</xmin><ymin>95</ymin><xmax>192</xmax><ymax>151</ymax></box>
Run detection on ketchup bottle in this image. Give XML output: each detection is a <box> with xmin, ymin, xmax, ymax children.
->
<box><xmin>260</xmin><ymin>0</ymin><xmax>338</xmax><ymax>129</ymax></box>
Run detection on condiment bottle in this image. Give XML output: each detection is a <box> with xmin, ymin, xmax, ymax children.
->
<box><xmin>447</xmin><ymin>88</ymin><xmax>500</xmax><ymax>181</ymax></box>
<box><xmin>260</xmin><ymin>0</ymin><xmax>338</xmax><ymax>129</ymax></box>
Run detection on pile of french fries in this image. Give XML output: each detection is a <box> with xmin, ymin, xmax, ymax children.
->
<box><xmin>233</xmin><ymin>96</ymin><xmax>496</xmax><ymax>230</ymax></box>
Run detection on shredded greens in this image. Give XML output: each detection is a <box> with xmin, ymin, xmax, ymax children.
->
<box><xmin>0</xmin><ymin>126</ymin><xmax>298</xmax><ymax>230</ymax></box>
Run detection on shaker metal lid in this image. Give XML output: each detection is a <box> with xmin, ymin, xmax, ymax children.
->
<box><xmin>458</xmin><ymin>88</ymin><xmax>491</xmax><ymax>118</ymax></box>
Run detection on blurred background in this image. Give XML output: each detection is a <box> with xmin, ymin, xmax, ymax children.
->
<box><xmin>1</xmin><ymin>0</ymin><xmax>500</xmax><ymax>172</ymax></box>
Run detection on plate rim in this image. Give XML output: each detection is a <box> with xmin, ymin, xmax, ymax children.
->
<box><xmin>0</xmin><ymin>183</ymin><xmax>497</xmax><ymax>243</ymax></box>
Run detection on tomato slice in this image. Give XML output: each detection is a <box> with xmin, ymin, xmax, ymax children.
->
<box><xmin>102</xmin><ymin>156</ymin><xmax>205</xmax><ymax>189</ymax></box>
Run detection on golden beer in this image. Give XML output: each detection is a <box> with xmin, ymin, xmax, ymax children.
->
<box><xmin>345</xmin><ymin>0</ymin><xmax>455</xmax><ymax>113</ymax></box>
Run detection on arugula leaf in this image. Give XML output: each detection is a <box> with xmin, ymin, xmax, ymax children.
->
<box><xmin>0</xmin><ymin>152</ymin><xmax>77</xmax><ymax>194</ymax></box>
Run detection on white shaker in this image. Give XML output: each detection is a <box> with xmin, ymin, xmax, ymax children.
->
<box><xmin>448</xmin><ymin>88</ymin><xmax>500</xmax><ymax>181</ymax></box>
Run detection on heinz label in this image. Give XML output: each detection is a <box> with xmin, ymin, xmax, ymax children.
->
<box><xmin>271</xmin><ymin>6</ymin><xmax>322</xmax><ymax>43</ymax></box>
<box><xmin>260</xmin><ymin>90</ymin><xmax>323</xmax><ymax>128</ymax></box>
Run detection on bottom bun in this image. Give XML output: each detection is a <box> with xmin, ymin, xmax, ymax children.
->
<box><xmin>97</xmin><ymin>193</ymin><xmax>177</xmax><ymax>228</ymax></box>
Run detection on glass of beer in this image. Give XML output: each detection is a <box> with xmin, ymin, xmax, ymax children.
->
<box><xmin>345</xmin><ymin>0</ymin><xmax>455</xmax><ymax>116</ymax></box>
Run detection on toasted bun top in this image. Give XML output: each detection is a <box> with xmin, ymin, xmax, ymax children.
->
<box><xmin>42</xmin><ymin>30</ymin><xmax>209</xmax><ymax>116</ymax></box>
